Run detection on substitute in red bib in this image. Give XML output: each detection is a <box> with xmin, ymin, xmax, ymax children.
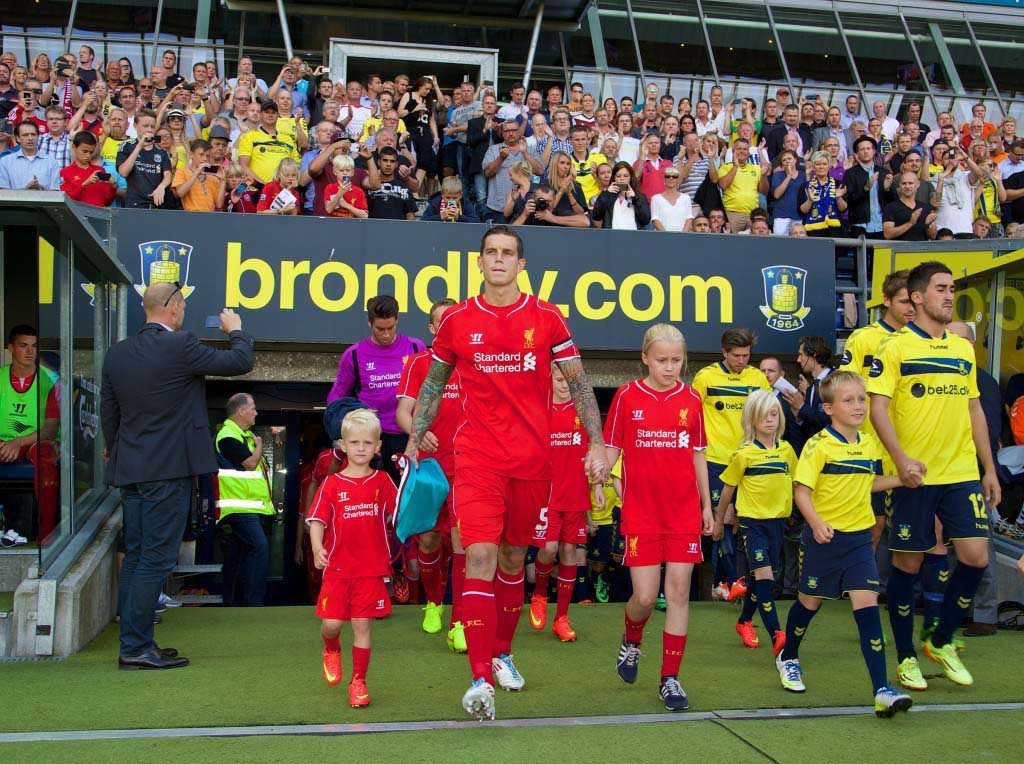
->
<box><xmin>404</xmin><ymin>225</ymin><xmax>609</xmax><ymax>721</ymax></box>
<box><xmin>396</xmin><ymin>297</ymin><xmax>468</xmax><ymax>652</ymax></box>
<box><xmin>604</xmin><ymin>323</ymin><xmax>712</xmax><ymax>712</ymax></box>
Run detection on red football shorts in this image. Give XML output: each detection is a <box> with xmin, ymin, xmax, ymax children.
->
<box><xmin>315</xmin><ymin>571</ymin><xmax>392</xmax><ymax>621</ymax></box>
<box><xmin>622</xmin><ymin>533</ymin><xmax>704</xmax><ymax>567</ymax></box>
<box><xmin>532</xmin><ymin>508</ymin><xmax>588</xmax><ymax>546</ymax></box>
<box><xmin>452</xmin><ymin>471</ymin><xmax>550</xmax><ymax>547</ymax></box>
<box><xmin>432</xmin><ymin>491</ymin><xmax>453</xmax><ymax>536</ymax></box>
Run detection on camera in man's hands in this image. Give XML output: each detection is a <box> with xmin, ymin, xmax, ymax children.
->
<box><xmin>534</xmin><ymin>197</ymin><xmax>549</xmax><ymax>212</ymax></box>
<box><xmin>182</xmin><ymin>82</ymin><xmax>196</xmax><ymax>92</ymax></box>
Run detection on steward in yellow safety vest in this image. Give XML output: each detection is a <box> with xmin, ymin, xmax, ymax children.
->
<box><xmin>215</xmin><ymin>403</ymin><xmax>273</xmax><ymax>521</ymax></box>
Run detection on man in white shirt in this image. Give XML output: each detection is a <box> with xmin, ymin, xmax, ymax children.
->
<box><xmin>497</xmin><ymin>81</ymin><xmax>528</xmax><ymax>123</ymax></box>
<box><xmin>839</xmin><ymin>94</ymin><xmax>867</xmax><ymax>130</ymax></box>
<box><xmin>227</xmin><ymin>56</ymin><xmax>269</xmax><ymax>100</ymax></box>
<box><xmin>872</xmin><ymin>100</ymin><xmax>901</xmax><ymax>141</ymax></box>
<box><xmin>932</xmin><ymin>144</ymin><xmax>982</xmax><ymax>237</ymax></box>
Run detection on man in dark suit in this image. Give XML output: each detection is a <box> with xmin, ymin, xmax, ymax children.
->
<box><xmin>782</xmin><ymin>335</ymin><xmax>834</xmax><ymax>442</ymax></box>
<box><xmin>466</xmin><ymin>92</ymin><xmax>503</xmax><ymax>219</ymax></box>
<box><xmin>844</xmin><ymin>136</ymin><xmax>894</xmax><ymax>239</ymax></box>
<box><xmin>765</xmin><ymin>104</ymin><xmax>813</xmax><ymax>163</ymax></box>
<box><xmin>101</xmin><ymin>282</ymin><xmax>253</xmax><ymax>670</ymax></box>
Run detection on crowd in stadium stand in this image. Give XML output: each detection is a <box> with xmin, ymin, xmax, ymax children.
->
<box><xmin>1</xmin><ymin>46</ymin><xmax>1022</xmax><ymax>238</ymax></box>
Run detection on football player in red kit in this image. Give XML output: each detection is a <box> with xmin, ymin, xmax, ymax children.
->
<box><xmin>603</xmin><ymin>324</ymin><xmax>712</xmax><ymax>712</ymax></box>
<box><xmin>397</xmin><ymin>297</ymin><xmax>468</xmax><ymax>652</ymax></box>
<box><xmin>529</xmin><ymin>363</ymin><xmax>592</xmax><ymax>642</ymax></box>
<box><xmin>307</xmin><ymin>409</ymin><xmax>397</xmax><ymax>709</ymax></box>
<box><xmin>404</xmin><ymin>226</ymin><xmax>609</xmax><ymax>721</ymax></box>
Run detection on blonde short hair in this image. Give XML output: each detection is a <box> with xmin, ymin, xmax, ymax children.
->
<box><xmin>441</xmin><ymin>176</ymin><xmax>463</xmax><ymax>195</ymax></box>
<box><xmin>641</xmin><ymin>323</ymin><xmax>687</xmax><ymax>376</ymax></box>
<box><xmin>819</xmin><ymin>370</ymin><xmax>864</xmax><ymax>405</ymax></box>
<box><xmin>331</xmin><ymin>153</ymin><xmax>354</xmax><ymax>173</ymax></box>
<box><xmin>740</xmin><ymin>390</ymin><xmax>785</xmax><ymax>446</ymax></box>
<box><xmin>341</xmin><ymin>408</ymin><xmax>382</xmax><ymax>439</ymax></box>
<box><xmin>224</xmin><ymin>161</ymin><xmax>244</xmax><ymax>180</ymax></box>
<box><xmin>273</xmin><ymin>157</ymin><xmax>299</xmax><ymax>183</ymax></box>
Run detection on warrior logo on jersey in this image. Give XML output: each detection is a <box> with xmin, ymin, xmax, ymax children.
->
<box><xmin>632</xmin><ymin>409</ymin><xmax>644</xmax><ymax>421</ymax></box>
<box><xmin>469</xmin><ymin>332</ymin><xmax>484</xmax><ymax>345</ymax></box>
<box><xmin>760</xmin><ymin>265</ymin><xmax>810</xmax><ymax>332</ymax></box>
<box><xmin>337</xmin><ymin>492</ymin><xmax>349</xmax><ymax>501</ymax></box>
<box><xmin>523</xmin><ymin>328</ymin><xmax>536</xmax><ymax>349</ymax></box>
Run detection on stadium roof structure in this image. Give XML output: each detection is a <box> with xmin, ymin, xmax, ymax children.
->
<box><xmin>224</xmin><ymin>0</ymin><xmax>592</xmax><ymax>32</ymax></box>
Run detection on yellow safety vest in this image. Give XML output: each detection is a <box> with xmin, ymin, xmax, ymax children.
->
<box><xmin>214</xmin><ymin>418</ymin><xmax>274</xmax><ymax>521</ymax></box>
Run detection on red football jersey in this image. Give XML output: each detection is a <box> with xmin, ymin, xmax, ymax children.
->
<box><xmin>306</xmin><ymin>469</ymin><xmax>397</xmax><ymax>577</ymax></box>
<box><xmin>396</xmin><ymin>349</ymin><xmax>462</xmax><ymax>476</ymax></box>
<box><xmin>431</xmin><ymin>293</ymin><xmax>579</xmax><ymax>480</ymax></box>
<box><xmin>312</xmin><ymin>446</ymin><xmax>346</xmax><ymax>484</ymax></box>
<box><xmin>549</xmin><ymin>400</ymin><xmax>590</xmax><ymax>511</ymax></box>
<box><xmin>604</xmin><ymin>380</ymin><xmax>706</xmax><ymax>535</ymax></box>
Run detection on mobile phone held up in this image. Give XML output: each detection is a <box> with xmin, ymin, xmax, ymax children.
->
<box><xmin>204</xmin><ymin>315</ymin><xmax>221</xmax><ymax>329</ymax></box>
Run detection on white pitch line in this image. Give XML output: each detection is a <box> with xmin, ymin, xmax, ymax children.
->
<box><xmin>1</xmin><ymin>702</ymin><xmax>1022</xmax><ymax>745</ymax></box>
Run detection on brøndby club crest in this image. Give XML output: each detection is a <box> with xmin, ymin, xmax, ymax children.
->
<box><xmin>134</xmin><ymin>241</ymin><xmax>196</xmax><ymax>299</ymax></box>
<box><xmin>760</xmin><ymin>265</ymin><xmax>810</xmax><ymax>331</ymax></box>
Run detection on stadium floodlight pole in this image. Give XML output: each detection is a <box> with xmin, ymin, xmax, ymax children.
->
<box><xmin>693</xmin><ymin>0</ymin><xmax>720</xmax><ymax>86</ymax></box>
<box><xmin>63</xmin><ymin>0</ymin><xmax>80</xmax><ymax>54</ymax></box>
<box><xmin>831</xmin><ymin>8</ymin><xmax>869</xmax><ymax>119</ymax></box>
<box><xmin>150</xmin><ymin>0</ymin><xmax>166</xmax><ymax>72</ymax></box>
<box><xmin>275</xmin><ymin>0</ymin><xmax>295</xmax><ymax>61</ymax></box>
<box><xmin>963</xmin><ymin>16</ymin><xmax>1006</xmax><ymax>116</ymax></box>
<box><xmin>624</xmin><ymin>0</ymin><xmax>647</xmax><ymax>95</ymax></box>
<box><xmin>763</xmin><ymin>2</ymin><xmax>795</xmax><ymax>104</ymax></box>
<box><xmin>522</xmin><ymin>1</ymin><xmax>546</xmax><ymax>92</ymax></box>
<box><xmin>898</xmin><ymin>10</ymin><xmax>939</xmax><ymax>118</ymax></box>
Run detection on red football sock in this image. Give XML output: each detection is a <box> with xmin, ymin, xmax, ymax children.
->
<box><xmin>555</xmin><ymin>564</ymin><xmax>575</xmax><ymax>619</ymax></box>
<box><xmin>322</xmin><ymin>634</ymin><xmax>341</xmax><ymax>653</ymax></box>
<box><xmin>418</xmin><ymin>548</ymin><xmax>444</xmax><ymax>606</ymax></box>
<box><xmin>660</xmin><ymin>632</ymin><xmax>687</xmax><ymax>679</ymax></box>
<box><xmin>493</xmin><ymin>569</ymin><xmax>525</xmax><ymax>658</ymax></box>
<box><xmin>624</xmin><ymin>611</ymin><xmax>649</xmax><ymax>645</ymax></box>
<box><xmin>450</xmin><ymin>552</ymin><xmax>466</xmax><ymax>627</ymax></box>
<box><xmin>351</xmin><ymin>645</ymin><xmax>370</xmax><ymax>681</ymax></box>
<box><xmin>533</xmin><ymin>559</ymin><xmax>554</xmax><ymax>600</ymax></box>
<box><xmin>462</xmin><ymin>578</ymin><xmax>496</xmax><ymax>682</ymax></box>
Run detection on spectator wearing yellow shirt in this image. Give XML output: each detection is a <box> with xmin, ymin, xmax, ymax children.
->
<box><xmin>717</xmin><ymin>138</ymin><xmax>767</xmax><ymax>232</ymax></box>
<box><xmin>237</xmin><ymin>101</ymin><xmax>299</xmax><ymax>184</ymax></box>
<box><xmin>274</xmin><ymin>88</ymin><xmax>309</xmax><ymax>151</ymax></box>
<box><xmin>171</xmin><ymin>139</ymin><xmax>223</xmax><ymax>212</ymax></box>
<box><xmin>360</xmin><ymin>91</ymin><xmax>407</xmax><ymax>144</ymax></box>
<box><xmin>567</xmin><ymin>124</ymin><xmax>606</xmax><ymax>202</ymax></box>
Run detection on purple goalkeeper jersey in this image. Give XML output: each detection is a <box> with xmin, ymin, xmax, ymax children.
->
<box><xmin>326</xmin><ymin>333</ymin><xmax>426</xmax><ymax>434</ymax></box>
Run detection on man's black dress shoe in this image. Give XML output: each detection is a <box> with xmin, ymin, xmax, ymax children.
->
<box><xmin>152</xmin><ymin>641</ymin><xmax>180</xmax><ymax>659</ymax></box>
<box><xmin>118</xmin><ymin>649</ymin><xmax>189</xmax><ymax>670</ymax></box>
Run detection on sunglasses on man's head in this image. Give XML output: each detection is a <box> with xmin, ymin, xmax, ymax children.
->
<box><xmin>163</xmin><ymin>281</ymin><xmax>182</xmax><ymax>307</ymax></box>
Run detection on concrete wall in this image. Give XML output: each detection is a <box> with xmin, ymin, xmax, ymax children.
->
<box><xmin>11</xmin><ymin>509</ymin><xmax>120</xmax><ymax>657</ymax></box>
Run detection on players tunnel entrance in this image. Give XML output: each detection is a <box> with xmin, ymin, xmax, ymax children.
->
<box><xmin>192</xmin><ymin>380</ymin><xmax>626</xmax><ymax>608</ymax></box>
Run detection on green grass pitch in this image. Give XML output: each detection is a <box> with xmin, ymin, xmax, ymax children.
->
<box><xmin>2</xmin><ymin>601</ymin><xmax>1020</xmax><ymax>762</ymax></box>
